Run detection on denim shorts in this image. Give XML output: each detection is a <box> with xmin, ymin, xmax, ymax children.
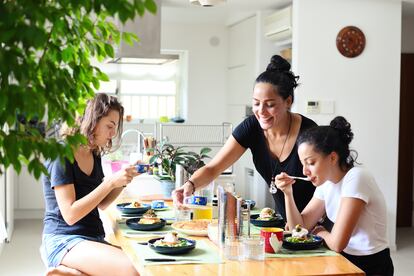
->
<box><xmin>40</xmin><ymin>233</ymin><xmax>108</xmax><ymax>268</ymax></box>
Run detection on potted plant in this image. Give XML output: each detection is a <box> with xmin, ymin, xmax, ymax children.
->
<box><xmin>0</xmin><ymin>1</ymin><xmax>156</xmax><ymax>179</ymax></box>
<box><xmin>149</xmin><ymin>142</ymin><xmax>211</xmax><ymax>197</ymax></box>
<box><xmin>182</xmin><ymin>148</ymin><xmax>212</xmax><ymax>175</ymax></box>
<box><xmin>149</xmin><ymin>142</ymin><xmax>211</xmax><ymax>182</ymax></box>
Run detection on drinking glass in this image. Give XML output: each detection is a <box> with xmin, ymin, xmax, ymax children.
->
<box><xmin>241</xmin><ymin>236</ymin><xmax>265</xmax><ymax>261</ymax></box>
<box><xmin>193</xmin><ymin>205</ymin><xmax>213</xmax><ymax>220</ymax></box>
<box><xmin>174</xmin><ymin>208</ymin><xmax>192</xmax><ymax>222</ymax></box>
<box><xmin>224</xmin><ymin>236</ymin><xmax>242</xmax><ymax>261</ymax></box>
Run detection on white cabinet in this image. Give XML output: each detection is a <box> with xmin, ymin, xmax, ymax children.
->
<box><xmin>227</xmin><ymin>65</ymin><xmax>254</xmax><ymax>105</ymax></box>
<box><xmin>227</xmin><ymin>16</ymin><xmax>256</xmax><ymax>105</ymax></box>
<box><xmin>228</xmin><ymin>16</ymin><xmax>256</xmax><ymax>68</ymax></box>
<box><xmin>15</xmin><ymin>166</ymin><xmax>45</xmax><ymax>215</ymax></box>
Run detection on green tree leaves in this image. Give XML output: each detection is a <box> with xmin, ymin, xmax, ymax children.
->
<box><xmin>0</xmin><ymin>0</ymin><xmax>157</xmax><ymax>177</ymax></box>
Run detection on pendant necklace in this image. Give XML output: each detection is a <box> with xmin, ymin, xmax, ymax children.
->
<box><xmin>269</xmin><ymin>112</ymin><xmax>292</xmax><ymax>194</ymax></box>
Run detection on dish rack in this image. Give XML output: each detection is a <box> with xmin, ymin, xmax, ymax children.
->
<box><xmin>157</xmin><ymin>122</ymin><xmax>233</xmax><ymax>172</ymax></box>
<box><xmin>157</xmin><ymin>122</ymin><xmax>232</xmax><ymax>147</ymax></box>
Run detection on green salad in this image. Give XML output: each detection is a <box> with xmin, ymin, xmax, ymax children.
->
<box><xmin>286</xmin><ymin>236</ymin><xmax>316</xmax><ymax>243</ymax></box>
<box><xmin>153</xmin><ymin>238</ymin><xmax>191</xmax><ymax>247</ymax></box>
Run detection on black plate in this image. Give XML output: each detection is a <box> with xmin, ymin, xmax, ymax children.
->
<box><xmin>116</xmin><ymin>203</ymin><xmax>150</xmax><ymax>215</ymax></box>
<box><xmin>126</xmin><ymin>218</ymin><xmax>166</xmax><ymax>231</ymax></box>
<box><xmin>282</xmin><ymin>233</ymin><xmax>323</xmax><ymax>250</ymax></box>
<box><xmin>148</xmin><ymin>237</ymin><xmax>196</xmax><ymax>255</ymax></box>
<box><xmin>250</xmin><ymin>214</ymin><xmax>285</xmax><ymax>228</ymax></box>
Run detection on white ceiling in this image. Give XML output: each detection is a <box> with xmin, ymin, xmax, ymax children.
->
<box><xmin>161</xmin><ymin>0</ymin><xmax>414</xmax><ymax>25</ymax></box>
<box><xmin>161</xmin><ymin>0</ymin><xmax>291</xmax><ymax>25</ymax></box>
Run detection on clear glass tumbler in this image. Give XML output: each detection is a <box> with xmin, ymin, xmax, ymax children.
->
<box><xmin>224</xmin><ymin>236</ymin><xmax>242</xmax><ymax>261</ymax></box>
<box><xmin>241</xmin><ymin>235</ymin><xmax>265</xmax><ymax>261</ymax></box>
<box><xmin>174</xmin><ymin>208</ymin><xmax>192</xmax><ymax>222</ymax></box>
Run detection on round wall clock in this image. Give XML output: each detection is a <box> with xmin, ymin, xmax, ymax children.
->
<box><xmin>336</xmin><ymin>26</ymin><xmax>365</xmax><ymax>58</ymax></box>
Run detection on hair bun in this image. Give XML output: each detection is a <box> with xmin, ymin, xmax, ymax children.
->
<box><xmin>266</xmin><ymin>55</ymin><xmax>291</xmax><ymax>72</ymax></box>
<box><xmin>330</xmin><ymin>116</ymin><xmax>354</xmax><ymax>145</ymax></box>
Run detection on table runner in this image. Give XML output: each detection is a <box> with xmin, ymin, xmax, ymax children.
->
<box><xmin>266</xmin><ymin>247</ymin><xmax>338</xmax><ymax>258</ymax></box>
<box><xmin>130</xmin><ymin>239</ymin><xmax>223</xmax><ymax>266</ymax></box>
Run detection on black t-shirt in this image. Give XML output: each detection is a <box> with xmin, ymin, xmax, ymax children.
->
<box><xmin>232</xmin><ymin>114</ymin><xmax>317</xmax><ymax>220</ymax></box>
<box><xmin>42</xmin><ymin>154</ymin><xmax>105</xmax><ymax>237</ymax></box>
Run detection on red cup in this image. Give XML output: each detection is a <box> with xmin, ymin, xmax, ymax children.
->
<box><xmin>260</xmin><ymin>228</ymin><xmax>284</xmax><ymax>253</ymax></box>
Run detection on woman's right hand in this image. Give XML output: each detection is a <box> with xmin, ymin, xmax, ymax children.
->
<box><xmin>106</xmin><ymin>165</ymin><xmax>139</xmax><ymax>189</ymax></box>
<box><xmin>275</xmin><ymin>172</ymin><xmax>295</xmax><ymax>195</ymax></box>
<box><xmin>172</xmin><ymin>181</ymin><xmax>194</xmax><ymax>208</ymax></box>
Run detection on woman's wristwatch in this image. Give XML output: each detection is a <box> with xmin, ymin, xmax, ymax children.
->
<box><xmin>186</xmin><ymin>179</ymin><xmax>196</xmax><ymax>194</ymax></box>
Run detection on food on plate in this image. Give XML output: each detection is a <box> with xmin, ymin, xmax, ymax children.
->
<box><xmin>173</xmin><ymin>220</ymin><xmax>210</xmax><ymax>231</ymax></box>
<box><xmin>138</xmin><ymin>209</ymin><xmax>161</xmax><ymax>224</ymax></box>
<box><xmin>153</xmin><ymin>232</ymin><xmax>191</xmax><ymax>247</ymax></box>
<box><xmin>291</xmin><ymin>224</ymin><xmax>308</xmax><ymax>238</ymax></box>
<box><xmin>286</xmin><ymin>225</ymin><xmax>316</xmax><ymax>243</ymax></box>
<box><xmin>258</xmin><ymin>207</ymin><xmax>276</xmax><ymax>220</ymax></box>
<box><xmin>126</xmin><ymin>201</ymin><xmax>141</xmax><ymax>208</ymax></box>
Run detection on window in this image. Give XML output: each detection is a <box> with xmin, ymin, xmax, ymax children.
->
<box><xmin>119</xmin><ymin>80</ymin><xmax>176</xmax><ymax>119</ymax></box>
<box><xmin>96</xmin><ymin>59</ymin><xmax>182</xmax><ymax>120</ymax></box>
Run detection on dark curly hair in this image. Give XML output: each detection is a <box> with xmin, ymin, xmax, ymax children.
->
<box><xmin>297</xmin><ymin>116</ymin><xmax>358</xmax><ymax>170</ymax></box>
<box><xmin>255</xmin><ymin>55</ymin><xmax>299</xmax><ymax>103</ymax></box>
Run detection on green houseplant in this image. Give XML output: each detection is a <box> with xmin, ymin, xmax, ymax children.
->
<box><xmin>149</xmin><ymin>142</ymin><xmax>211</xmax><ymax>182</ymax></box>
<box><xmin>0</xmin><ymin>0</ymin><xmax>156</xmax><ymax>178</ymax></box>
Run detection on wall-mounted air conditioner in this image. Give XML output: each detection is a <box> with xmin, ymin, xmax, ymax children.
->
<box><xmin>264</xmin><ymin>6</ymin><xmax>292</xmax><ymax>43</ymax></box>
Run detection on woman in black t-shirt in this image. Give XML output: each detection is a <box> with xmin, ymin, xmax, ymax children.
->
<box><xmin>41</xmin><ymin>94</ymin><xmax>140</xmax><ymax>275</ymax></box>
<box><xmin>173</xmin><ymin>55</ymin><xmax>317</xmax><ymax>220</ymax></box>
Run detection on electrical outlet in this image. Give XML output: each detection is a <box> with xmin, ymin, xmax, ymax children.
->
<box><xmin>320</xmin><ymin>100</ymin><xmax>335</xmax><ymax>114</ymax></box>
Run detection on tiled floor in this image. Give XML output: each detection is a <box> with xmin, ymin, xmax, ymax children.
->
<box><xmin>0</xmin><ymin>220</ymin><xmax>45</xmax><ymax>276</ymax></box>
<box><xmin>0</xmin><ymin>219</ymin><xmax>413</xmax><ymax>275</ymax></box>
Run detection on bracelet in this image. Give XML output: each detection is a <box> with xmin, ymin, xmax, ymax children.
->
<box><xmin>187</xmin><ymin>179</ymin><xmax>196</xmax><ymax>194</ymax></box>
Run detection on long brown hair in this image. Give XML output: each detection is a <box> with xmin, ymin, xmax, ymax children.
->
<box><xmin>61</xmin><ymin>93</ymin><xmax>124</xmax><ymax>154</ymax></box>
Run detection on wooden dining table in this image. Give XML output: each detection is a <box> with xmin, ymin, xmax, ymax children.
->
<box><xmin>103</xmin><ymin>200</ymin><xmax>365</xmax><ymax>276</ymax></box>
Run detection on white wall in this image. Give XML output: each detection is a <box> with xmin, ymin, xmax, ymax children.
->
<box><xmin>14</xmin><ymin>166</ymin><xmax>44</xmax><ymax>219</ymax></box>
<box><xmin>161</xmin><ymin>22</ymin><xmax>228</xmax><ymax>124</ymax></box>
<box><xmin>293</xmin><ymin>0</ymin><xmax>401</xmax><ymax>250</ymax></box>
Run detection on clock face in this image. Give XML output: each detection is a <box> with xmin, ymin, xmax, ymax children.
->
<box><xmin>336</xmin><ymin>26</ymin><xmax>365</xmax><ymax>58</ymax></box>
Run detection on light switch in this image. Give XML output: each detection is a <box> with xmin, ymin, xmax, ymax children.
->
<box><xmin>320</xmin><ymin>100</ymin><xmax>335</xmax><ymax>114</ymax></box>
<box><xmin>306</xmin><ymin>100</ymin><xmax>320</xmax><ymax>114</ymax></box>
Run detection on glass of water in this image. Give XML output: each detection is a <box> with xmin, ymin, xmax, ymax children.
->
<box><xmin>174</xmin><ymin>208</ymin><xmax>192</xmax><ymax>222</ymax></box>
<box><xmin>241</xmin><ymin>235</ymin><xmax>265</xmax><ymax>261</ymax></box>
<box><xmin>224</xmin><ymin>236</ymin><xmax>241</xmax><ymax>261</ymax></box>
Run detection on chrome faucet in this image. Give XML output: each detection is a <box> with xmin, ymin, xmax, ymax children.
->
<box><xmin>121</xmin><ymin>129</ymin><xmax>146</xmax><ymax>155</ymax></box>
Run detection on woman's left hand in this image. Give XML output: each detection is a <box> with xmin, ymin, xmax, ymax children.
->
<box><xmin>275</xmin><ymin>172</ymin><xmax>295</xmax><ymax>195</ymax></box>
